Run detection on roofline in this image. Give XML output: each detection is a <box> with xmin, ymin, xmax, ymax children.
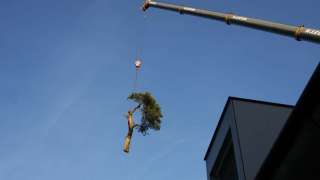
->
<box><xmin>228</xmin><ymin>96</ymin><xmax>294</xmax><ymax>109</ymax></box>
<box><xmin>204</xmin><ymin>96</ymin><xmax>294</xmax><ymax>160</ymax></box>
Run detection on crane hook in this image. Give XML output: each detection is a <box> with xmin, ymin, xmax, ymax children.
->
<box><xmin>135</xmin><ymin>59</ymin><xmax>142</xmax><ymax>70</ymax></box>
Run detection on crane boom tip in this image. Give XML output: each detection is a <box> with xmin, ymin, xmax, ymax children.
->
<box><xmin>141</xmin><ymin>0</ymin><xmax>151</xmax><ymax>11</ymax></box>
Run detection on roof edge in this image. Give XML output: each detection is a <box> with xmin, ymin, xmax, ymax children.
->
<box><xmin>228</xmin><ymin>96</ymin><xmax>294</xmax><ymax>109</ymax></box>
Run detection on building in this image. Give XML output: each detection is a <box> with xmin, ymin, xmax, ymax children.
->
<box><xmin>204</xmin><ymin>63</ymin><xmax>320</xmax><ymax>180</ymax></box>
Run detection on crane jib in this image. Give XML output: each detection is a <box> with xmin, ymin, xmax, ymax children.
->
<box><xmin>142</xmin><ymin>0</ymin><xmax>320</xmax><ymax>44</ymax></box>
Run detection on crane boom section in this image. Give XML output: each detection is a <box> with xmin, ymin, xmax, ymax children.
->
<box><xmin>142</xmin><ymin>0</ymin><xmax>320</xmax><ymax>44</ymax></box>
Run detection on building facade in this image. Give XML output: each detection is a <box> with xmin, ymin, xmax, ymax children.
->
<box><xmin>204</xmin><ymin>98</ymin><xmax>293</xmax><ymax>180</ymax></box>
<box><xmin>204</xmin><ymin>63</ymin><xmax>320</xmax><ymax>180</ymax></box>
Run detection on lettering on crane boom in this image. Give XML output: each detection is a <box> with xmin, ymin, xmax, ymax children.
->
<box><xmin>149</xmin><ymin>1</ymin><xmax>157</xmax><ymax>5</ymax></box>
<box><xmin>305</xmin><ymin>29</ymin><xmax>320</xmax><ymax>36</ymax></box>
<box><xmin>232</xmin><ymin>15</ymin><xmax>248</xmax><ymax>21</ymax></box>
<box><xmin>183</xmin><ymin>7</ymin><xmax>196</xmax><ymax>12</ymax></box>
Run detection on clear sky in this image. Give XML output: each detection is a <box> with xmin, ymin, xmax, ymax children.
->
<box><xmin>0</xmin><ymin>0</ymin><xmax>319</xmax><ymax>179</ymax></box>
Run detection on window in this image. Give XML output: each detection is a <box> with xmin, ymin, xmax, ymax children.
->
<box><xmin>211</xmin><ymin>131</ymin><xmax>238</xmax><ymax>180</ymax></box>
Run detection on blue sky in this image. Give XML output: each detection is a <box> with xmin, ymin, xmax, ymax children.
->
<box><xmin>0</xmin><ymin>0</ymin><xmax>319</xmax><ymax>179</ymax></box>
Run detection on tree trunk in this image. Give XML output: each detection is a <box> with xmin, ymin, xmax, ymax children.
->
<box><xmin>123</xmin><ymin>111</ymin><xmax>134</xmax><ymax>153</ymax></box>
<box><xmin>123</xmin><ymin>133</ymin><xmax>132</xmax><ymax>153</ymax></box>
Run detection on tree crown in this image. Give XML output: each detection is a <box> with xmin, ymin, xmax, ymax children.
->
<box><xmin>128</xmin><ymin>92</ymin><xmax>163</xmax><ymax>135</ymax></box>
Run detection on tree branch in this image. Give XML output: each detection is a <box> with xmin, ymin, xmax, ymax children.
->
<box><xmin>131</xmin><ymin>104</ymin><xmax>141</xmax><ymax>114</ymax></box>
<box><xmin>133</xmin><ymin>124</ymin><xmax>140</xmax><ymax>129</ymax></box>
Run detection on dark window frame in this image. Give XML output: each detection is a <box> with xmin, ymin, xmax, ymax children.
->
<box><xmin>210</xmin><ymin>130</ymin><xmax>239</xmax><ymax>180</ymax></box>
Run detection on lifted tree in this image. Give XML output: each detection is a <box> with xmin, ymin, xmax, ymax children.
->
<box><xmin>123</xmin><ymin>92</ymin><xmax>163</xmax><ymax>153</ymax></box>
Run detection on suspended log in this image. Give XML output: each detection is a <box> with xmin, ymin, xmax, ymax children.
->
<box><xmin>123</xmin><ymin>111</ymin><xmax>134</xmax><ymax>153</ymax></box>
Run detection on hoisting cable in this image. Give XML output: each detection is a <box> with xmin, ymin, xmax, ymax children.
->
<box><xmin>133</xmin><ymin>58</ymin><xmax>142</xmax><ymax>93</ymax></box>
<box><xmin>131</xmin><ymin>4</ymin><xmax>150</xmax><ymax>93</ymax></box>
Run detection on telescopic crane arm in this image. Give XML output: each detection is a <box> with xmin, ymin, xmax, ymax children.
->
<box><xmin>142</xmin><ymin>0</ymin><xmax>320</xmax><ymax>44</ymax></box>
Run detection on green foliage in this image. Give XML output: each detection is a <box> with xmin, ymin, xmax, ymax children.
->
<box><xmin>128</xmin><ymin>92</ymin><xmax>163</xmax><ymax>135</ymax></box>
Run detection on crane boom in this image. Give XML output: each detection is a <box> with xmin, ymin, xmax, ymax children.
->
<box><xmin>142</xmin><ymin>0</ymin><xmax>320</xmax><ymax>44</ymax></box>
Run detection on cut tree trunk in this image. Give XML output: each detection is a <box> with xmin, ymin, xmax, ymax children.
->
<box><xmin>123</xmin><ymin>111</ymin><xmax>134</xmax><ymax>153</ymax></box>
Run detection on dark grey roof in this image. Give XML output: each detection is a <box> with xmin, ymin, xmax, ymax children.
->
<box><xmin>204</xmin><ymin>97</ymin><xmax>294</xmax><ymax>160</ymax></box>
